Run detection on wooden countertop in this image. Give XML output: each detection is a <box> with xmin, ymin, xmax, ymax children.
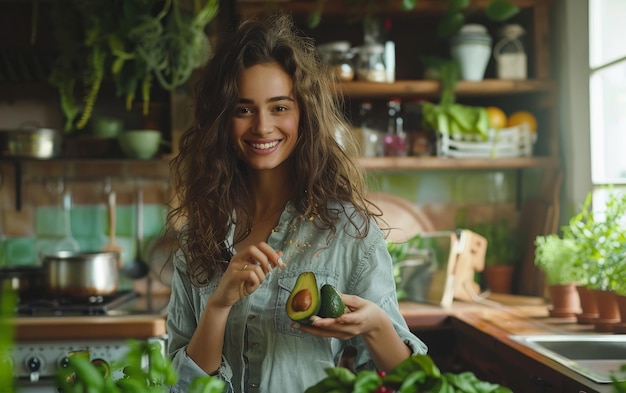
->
<box><xmin>401</xmin><ymin>293</ymin><xmax>616</xmax><ymax>393</ymax></box>
<box><xmin>14</xmin><ymin>294</ymin><xmax>170</xmax><ymax>341</ymax></box>
<box><xmin>14</xmin><ymin>314</ymin><xmax>167</xmax><ymax>341</ymax></box>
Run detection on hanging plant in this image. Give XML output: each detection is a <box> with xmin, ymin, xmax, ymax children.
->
<box><xmin>48</xmin><ymin>0</ymin><xmax>219</xmax><ymax>132</ymax></box>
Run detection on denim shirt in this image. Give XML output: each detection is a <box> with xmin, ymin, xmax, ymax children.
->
<box><xmin>166</xmin><ymin>201</ymin><xmax>427</xmax><ymax>393</ymax></box>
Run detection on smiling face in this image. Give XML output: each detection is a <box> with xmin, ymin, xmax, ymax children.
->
<box><xmin>232</xmin><ymin>62</ymin><xmax>300</xmax><ymax>172</ymax></box>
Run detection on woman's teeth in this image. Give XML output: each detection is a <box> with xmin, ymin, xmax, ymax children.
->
<box><xmin>250</xmin><ymin>141</ymin><xmax>279</xmax><ymax>150</ymax></box>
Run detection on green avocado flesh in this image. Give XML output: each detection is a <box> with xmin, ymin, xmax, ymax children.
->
<box><xmin>286</xmin><ymin>272</ymin><xmax>320</xmax><ymax>323</ymax></box>
<box><xmin>318</xmin><ymin>284</ymin><xmax>345</xmax><ymax>318</ymax></box>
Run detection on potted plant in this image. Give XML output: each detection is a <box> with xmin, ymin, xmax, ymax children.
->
<box><xmin>554</xmin><ymin>190</ymin><xmax>626</xmax><ymax>328</ymax></box>
<box><xmin>533</xmin><ymin>234</ymin><xmax>582</xmax><ymax>317</ymax></box>
<box><xmin>575</xmin><ymin>191</ymin><xmax>626</xmax><ymax>331</ymax></box>
<box><xmin>472</xmin><ymin>219</ymin><xmax>522</xmax><ymax>294</ymax></box>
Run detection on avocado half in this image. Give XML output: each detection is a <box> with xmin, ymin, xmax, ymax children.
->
<box><xmin>318</xmin><ymin>284</ymin><xmax>345</xmax><ymax>318</ymax></box>
<box><xmin>286</xmin><ymin>271</ymin><xmax>320</xmax><ymax>324</ymax></box>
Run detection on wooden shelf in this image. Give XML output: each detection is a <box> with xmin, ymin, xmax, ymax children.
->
<box><xmin>236</xmin><ymin>0</ymin><xmax>556</xmax><ymax>17</ymax></box>
<box><xmin>340</xmin><ymin>79</ymin><xmax>557</xmax><ymax>99</ymax></box>
<box><xmin>358</xmin><ymin>156</ymin><xmax>559</xmax><ymax>171</ymax></box>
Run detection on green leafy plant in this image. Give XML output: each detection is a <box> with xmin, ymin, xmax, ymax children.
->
<box><xmin>305</xmin><ymin>353</ymin><xmax>512</xmax><ymax>393</ymax></box>
<box><xmin>472</xmin><ymin>219</ymin><xmax>522</xmax><ymax>267</ymax></box>
<box><xmin>55</xmin><ymin>340</ymin><xmax>227</xmax><ymax>393</ymax></box>
<box><xmin>0</xmin><ymin>284</ymin><xmax>17</xmax><ymax>393</ymax></box>
<box><xmin>48</xmin><ymin>0</ymin><xmax>218</xmax><ymax>132</ymax></box>
<box><xmin>387</xmin><ymin>234</ymin><xmax>422</xmax><ymax>300</ymax></box>
<box><xmin>533</xmin><ymin>234</ymin><xmax>581</xmax><ymax>285</ymax></box>
<box><xmin>612</xmin><ymin>364</ymin><xmax>626</xmax><ymax>393</ymax></box>
<box><xmin>561</xmin><ymin>190</ymin><xmax>626</xmax><ymax>293</ymax></box>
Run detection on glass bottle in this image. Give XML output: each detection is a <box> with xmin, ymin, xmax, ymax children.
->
<box><xmin>383</xmin><ymin>98</ymin><xmax>407</xmax><ymax>156</ymax></box>
<box><xmin>494</xmin><ymin>24</ymin><xmax>527</xmax><ymax>79</ymax></box>
<box><xmin>359</xmin><ymin>100</ymin><xmax>384</xmax><ymax>157</ymax></box>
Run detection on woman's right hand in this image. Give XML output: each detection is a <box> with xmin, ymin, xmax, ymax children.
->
<box><xmin>210</xmin><ymin>242</ymin><xmax>285</xmax><ymax>308</ymax></box>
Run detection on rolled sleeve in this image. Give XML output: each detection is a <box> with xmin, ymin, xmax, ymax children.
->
<box><xmin>169</xmin><ymin>349</ymin><xmax>233</xmax><ymax>393</ymax></box>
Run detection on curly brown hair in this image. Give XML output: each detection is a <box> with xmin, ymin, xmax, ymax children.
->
<box><xmin>167</xmin><ymin>13</ymin><xmax>380</xmax><ymax>286</ymax></box>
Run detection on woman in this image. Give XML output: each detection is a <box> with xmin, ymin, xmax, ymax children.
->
<box><xmin>165</xmin><ymin>13</ymin><xmax>427</xmax><ymax>393</ymax></box>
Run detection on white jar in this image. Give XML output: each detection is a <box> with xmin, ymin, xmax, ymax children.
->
<box><xmin>450</xmin><ymin>24</ymin><xmax>492</xmax><ymax>81</ymax></box>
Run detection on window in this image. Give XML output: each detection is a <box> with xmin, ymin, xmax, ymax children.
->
<box><xmin>589</xmin><ymin>0</ymin><xmax>626</xmax><ymax>185</ymax></box>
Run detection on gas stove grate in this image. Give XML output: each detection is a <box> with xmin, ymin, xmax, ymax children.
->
<box><xmin>16</xmin><ymin>290</ymin><xmax>138</xmax><ymax>316</ymax></box>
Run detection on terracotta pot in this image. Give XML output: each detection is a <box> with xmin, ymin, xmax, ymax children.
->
<box><xmin>575</xmin><ymin>285</ymin><xmax>599</xmax><ymax>324</ymax></box>
<box><xmin>613</xmin><ymin>294</ymin><xmax>626</xmax><ymax>334</ymax></box>
<box><xmin>590</xmin><ymin>289</ymin><xmax>620</xmax><ymax>332</ymax></box>
<box><xmin>483</xmin><ymin>265</ymin><xmax>514</xmax><ymax>294</ymax></box>
<box><xmin>547</xmin><ymin>283</ymin><xmax>580</xmax><ymax>318</ymax></box>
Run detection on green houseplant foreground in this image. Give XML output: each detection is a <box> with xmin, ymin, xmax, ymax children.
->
<box><xmin>535</xmin><ymin>190</ymin><xmax>626</xmax><ymax>294</ymax></box>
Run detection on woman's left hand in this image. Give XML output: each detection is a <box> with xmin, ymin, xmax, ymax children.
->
<box><xmin>296</xmin><ymin>294</ymin><xmax>387</xmax><ymax>340</ymax></box>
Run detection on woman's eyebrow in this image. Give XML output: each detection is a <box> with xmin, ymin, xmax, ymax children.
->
<box><xmin>237</xmin><ymin>96</ymin><xmax>295</xmax><ymax>104</ymax></box>
<box><xmin>268</xmin><ymin>96</ymin><xmax>295</xmax><ymax>103</ymax></box>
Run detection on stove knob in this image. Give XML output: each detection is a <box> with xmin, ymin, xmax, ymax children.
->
<box><xmin>25</xmin><ymin>356</ymin><xmax>43</xmax><ymax>382</ymax></box>
<box><xmin>26</xmin><ymin>356</ymin><xmax>42</xmax><ymax>372</ymax></box>
<box><xmin>59</xmin><ymin>356</ymin><xmax>70</xmax><ymax>368</ymax></box>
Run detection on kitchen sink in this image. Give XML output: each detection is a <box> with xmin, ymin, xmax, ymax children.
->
<box><xmin>509</xmin><ymin>334</ymin><xmax>626</xmax><ymax>384</ymax></box>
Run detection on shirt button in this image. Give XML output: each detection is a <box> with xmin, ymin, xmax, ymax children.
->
<box><xmin>249</xmin><ymin>383</ymin><xmax>259</xmax><ymax>388</ymax></box>
<box><xmin>250</xmin><ymin>342</ymin><xmax>259</xmax><ymax>348</ymax></box>
<box><xmin>248</xmin><ymin>315</ymin><xmax>256</xmax><ymax>320</ymax></box>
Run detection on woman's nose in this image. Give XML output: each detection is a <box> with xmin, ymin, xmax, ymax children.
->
<box><xmin>253</xmin><ymin>112</ymin><xmax>273</xmax><ymax>134</ymax></box>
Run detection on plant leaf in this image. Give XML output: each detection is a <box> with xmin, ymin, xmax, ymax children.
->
<box><xmin>437</xmin><ymin>11</ymin><xmax>465</xmax><ymax>39</ymax></box>
<box><xmin>485</xmin><ymin>0</ymin><xmax>520</xmax><ymax>21</ymax></box>
<box><xmin>401</xmin><ymin>0</ymin><xmax>418</xmax><ymax>11</ymax></box>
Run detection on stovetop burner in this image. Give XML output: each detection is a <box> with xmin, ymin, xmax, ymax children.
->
<box><xmin>16</xmin><ymin>290</ymin><xmax>138</xmax><ymax>316</ymax></box>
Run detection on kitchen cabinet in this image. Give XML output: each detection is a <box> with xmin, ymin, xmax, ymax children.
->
<box><xmin>235</xmin><ymin>0</ymin><xmax>562</xmax><ymax>296</ymax></box>
<box><xmin>400</xmin><ymin>297</ymin><xmax>617</xmax><ymax>393</ymax></box>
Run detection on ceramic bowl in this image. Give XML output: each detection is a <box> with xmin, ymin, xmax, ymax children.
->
<box><xmin>118</xmin><ymin>130</ymin><xmax>161</xmax><ymax>159</ymax></box>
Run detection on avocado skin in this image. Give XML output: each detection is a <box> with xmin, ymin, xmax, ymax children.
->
<box><xmin>318</xmin><ymin>284</ymin><xmax>345</xmax><ymax>318</ymax></box>
<box><xmin>286</xmin><ymin>272</ymin><xmax>320</xmax><ymax>324</ymax></box>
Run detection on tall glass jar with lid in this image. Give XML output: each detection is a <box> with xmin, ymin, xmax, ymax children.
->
<box><xmin>355</xmin><ymin>44</ymin><xmax>387</xmax><ymax>82</ymax></box>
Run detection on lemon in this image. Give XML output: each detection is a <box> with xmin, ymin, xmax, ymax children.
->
<box><xmin>507</xmin><ymin>110</ymin><xmax>537</xmax><ymax>133</ymax></box>
<box><xmin>485</xmin><ymin>106</ymin><xmax>507</xmax><ymax>129</ymax></box>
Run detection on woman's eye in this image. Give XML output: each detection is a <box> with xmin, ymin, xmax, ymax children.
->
<box><xmin>235</xmin><ymin>107</ymin><xmax>252</xmax><ymax>116</ymax></box>
<box><xmin>274</xmin><ymin>105</ymin><xmax>288</xmax><ymax>112</ymax></box>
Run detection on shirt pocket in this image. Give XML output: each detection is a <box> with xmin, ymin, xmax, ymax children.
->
<box><xmin>275</xmin><ymin>270</ymin><xmax>339</xmax><ymax>338</ymax></box>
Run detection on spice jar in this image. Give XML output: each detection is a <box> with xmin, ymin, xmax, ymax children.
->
<box><xmin>355</xmin><ymin>44</ymin><xmax>387</xmax><ymax>82</ymax></box>
<box><xmin>317</xmin><ymin>41</ymin><xmax>355</xmax><ymax>82</ymax></box>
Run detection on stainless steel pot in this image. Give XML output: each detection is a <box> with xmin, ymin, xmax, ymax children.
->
<box><xmin>0</xmin><ymin>126</ymin><xmax>62</xmax><ymax>159</ymax></box>
<box><xmin>42</xmin><ymin>251</ymin><xmax>120</xmax><ymax>296</ymax></box>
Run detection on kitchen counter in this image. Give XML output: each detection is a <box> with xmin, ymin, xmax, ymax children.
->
<box><xmin>401</xmin><ymin>293</ymin><xmax>618</xmax><ymax>393</ymax></box>
<box><xmin>14</xmin><ymin>293</ymin><xmax>170</xmax><ymax>341</ymax></box>
<box><xmin>13</xmin><ymin>292</ymin><xmax>619</xmax><ymax>392</ymax></box>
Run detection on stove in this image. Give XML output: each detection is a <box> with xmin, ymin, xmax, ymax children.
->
<box><xmin>15</xmin><ymin>290</ymin><xmax>138</xmax><ymax>317</ymax></box>
<box><xmin>12</xmin><ymin>337</ymin><xmax>166</xmax><ymax>392</ymax></box>
<box><xmin>9</xmin><ymin>290</ymin><xmax>170</xmax><ymax>392</ymax></box>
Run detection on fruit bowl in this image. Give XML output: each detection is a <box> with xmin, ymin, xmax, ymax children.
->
<box><xmin>118</xmin><ymin>130</ymin><xmax>162</xmax><ymax>159</ymax></box>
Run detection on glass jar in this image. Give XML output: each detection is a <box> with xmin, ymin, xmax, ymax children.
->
<box><xmin>355</xmin><ymin>44</ymin><xmax>387</xmax><ymax>82</ymax></box>
<box><xmin>317</xmin><ymin>41</ymin><xmax>354</xmax><ymax>82</ymax></box>
<box><xmin>494</xmin><ymin>24</ymin><xmax>527</xmax><ymax>79</ymax></box>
